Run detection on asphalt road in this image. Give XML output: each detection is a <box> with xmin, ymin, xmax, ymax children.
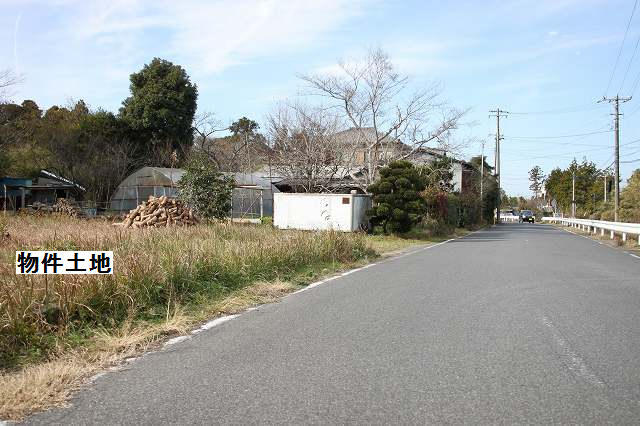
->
<box><xmin>26</xmin><ymin>224</ymin><xmax>640</xmax><ymax>425</ymax></box>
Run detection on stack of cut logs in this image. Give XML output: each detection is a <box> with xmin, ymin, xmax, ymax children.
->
<box><xmin>53</xmin><ymin>198</ymin><xmax>80</xmax><ymax>217</ymax></box>
<box><xmin>116</xmin><ymin>196</ymin><xmax>198</xmax><ymax>228</ymax></box>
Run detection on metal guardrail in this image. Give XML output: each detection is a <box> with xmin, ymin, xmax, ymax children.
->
<box><xmin>542</xmin><ymin>216</ymin><xmax>640</xmax><ymax>245</ymax></box>
<box><xmin>500</xmin><ymin>215</ymin><xmax>520</xmax><ymax>223</ymax></box>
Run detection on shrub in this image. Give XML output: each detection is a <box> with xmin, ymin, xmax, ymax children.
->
<box><xmin>178</xmin><ymin>153</ymin><xmax>234</xmax><ymax>220</ymax></box>
<box><xmin>422</xmin><ymin>186</ymin><xmax>448</xmax><ymax>221</ymax></box>
<box><xmin>367</xmin><ymin>161</ymin><xmax>426</xmax><ymax>234</ymax></box>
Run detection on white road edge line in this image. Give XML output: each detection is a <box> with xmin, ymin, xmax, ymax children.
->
<box><xmin>0</xmin><ymin>228</ymin><xmax>486</xmax><ymax>422</ymax></box>
<box><xmin>117</xmin><ymin>231</ymin><xmax>477</xmax><ymax>360</ymax></box>
<box><xmin>191</xmin><ymin>314</ymin><xmax>240</xmax><ymax>334</ymax></box>
<box><xmin>164</xmin><ymin>335</ymin><xmax>190</xmax><ymax>347</ymax></box>
<box><xmin>559</xmin><ymin>226</ymin><xmax>640</xmax><ymax>259</ymax></box>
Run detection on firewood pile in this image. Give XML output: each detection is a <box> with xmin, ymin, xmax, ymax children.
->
<box><xmin>116</xmin><ymin>196</ymin><xmax>198</xmax><ymax>228</ymax></box>
<box><xmin>22</xmin><ymin>199</ymin><xmax>80</xmax><ymax>217</ymax></box>
<box><xmin>53</xmin><ymin>198</ymin><xmax>80</xmax><ymax>217</ymax></box>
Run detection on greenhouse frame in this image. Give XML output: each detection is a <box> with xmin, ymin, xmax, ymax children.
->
<box><xmin>109</xmin><ymin>166</ymin><xmax>278</xmax><ymax>219</ymax></box>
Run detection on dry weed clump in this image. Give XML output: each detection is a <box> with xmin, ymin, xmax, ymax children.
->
<box><xmin>1</xmin><ymin>215</ymin><xmax>373</xmax><ymax>371</ymax></box>
<box><xmin>0</xmin><ymin>308</ymin><xmax>191</xmax><ymax>421</ymax></box>
<box><xmin>0</xmin><ymin>279</ymin><xmax>304</xmax><ymax>421</ymax></box>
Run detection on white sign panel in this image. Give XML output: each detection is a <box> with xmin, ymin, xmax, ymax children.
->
<box><xmin>15</xmin><ymin>251</ymin><xmax>114</xmax><ymax>275</ymax></box>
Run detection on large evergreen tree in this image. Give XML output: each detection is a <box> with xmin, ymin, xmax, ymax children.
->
<box><xmin>120</xmin><ymin>58</ymin><xmax>198</xmax><ymax>155</ymax></box>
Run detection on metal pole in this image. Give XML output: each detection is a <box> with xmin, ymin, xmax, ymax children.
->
<box><xmin>604</xmin><ymin>175</ymin><xmax>607</xmax><ymax>203</ymax></box>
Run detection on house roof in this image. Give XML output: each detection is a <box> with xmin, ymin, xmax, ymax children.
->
<box><xmin>334</xmin><ymin>127</ymin><xmax>397</xmax><ymax>146</ymax></box>
<box><xmin>1</xmin><ymin>171</ymin><xmax>85</xmax><ymax>191</ymax></box>
<box><xmin>39</xmin><ymin>170</ymin><xmax>86</xmax><ymax>191</ymax></box>
<box><xmin>114</xmin><ymin>166</ymin><xmax>282</xmax><ymax>190</ymax></box>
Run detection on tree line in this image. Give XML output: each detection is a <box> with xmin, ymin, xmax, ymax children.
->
<box><xmin>1</xmin><ymin>58</ymin><xmax>198</xmax><ymax>203</ymax></box>
<box><xmin>523</xmin><ymin>159</ymin><xmax>640</xmax><ymax>222</ymax></box>
<box><xmin>2</xmin><ymin>49</ymin><xmax>477</xmax><ymax>213</ymax></box>
<box><xmin>367</xmin><ymin>156</ymin><xmax>499</xmax><ymax>234</ymax></box>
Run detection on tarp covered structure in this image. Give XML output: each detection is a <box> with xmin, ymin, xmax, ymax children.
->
<box><xmin>110</xmin><ymin>167</ymin><xmax>280</xmax><ymax>218</ymax></box>
<box><xmin>110</xmin><ymin>167</ymin><xmax>184</xmax><ymax>212</ymax></box>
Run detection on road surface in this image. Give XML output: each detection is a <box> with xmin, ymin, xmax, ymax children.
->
<box><xmin>26</xmin><ymin>224</ymin><xmax>640</xmax><ymax>424</ymax></box>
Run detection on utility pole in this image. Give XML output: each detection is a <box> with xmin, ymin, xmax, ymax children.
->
<box><xmin>480</xmin><ymin>141</ymin><xmax>485</xmax><ymax>222</ymax></box>
<box><xmin>604</xmin><ymin>174</ymin><xmax>607</xmax><ymax>203</ymax></box>
<box><xmin>572</xmin><ymin>172</ymin><xmax>575</xmax><ymax>217</ymax></box>
<box><xmin>572</xmin><ymin>171</ymin><xmax>576</xmax><ymax>218</ymax></box>
<box><xmin>599</xmin><ymin>95</ymin><xmax>631</xmax><ymax>221</ymax></box>
<box><xmin>489</xmin><ymin>108</ymin><xmax>508</xmax><ymax>223</ymax></box>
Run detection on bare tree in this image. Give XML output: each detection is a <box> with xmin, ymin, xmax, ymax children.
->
<box><xmin>268</xmin><ymin>102</ymin><xmax>344</xmax><ymax>192</ymax></box>
<box><xmin>192</xmin><ymin>113</ymin><xmax>268</xmax><ymax>172</ymax></box>
<box><xmin>300</xmin><ymin>48</ymin><xmax>465</xmax><ymax>189</ymax></box>
<box><xmin>192</xmin><ymin>111</ymin><xmax>227</xmax><ymax>168</ymax></box>
<box><xmin>0</xmin><ymin>68</ymin><xmax>21</xmax><ymax>102</ymax></box>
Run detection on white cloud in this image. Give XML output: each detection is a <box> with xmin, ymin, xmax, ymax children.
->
<box><xmin>62</xmin><ymin>0</ymin><xmax>371</xmax><ymax>74</ymax></box>
<box><xmin>2</xmin><ymin>0</ymin><xmax>373</xmax><ymax>109</ymax></box>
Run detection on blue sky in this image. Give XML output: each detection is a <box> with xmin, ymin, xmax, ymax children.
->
<box><xmin>2</xmin><ymin>0</ymin><xmax>640</xmax><ymax>196</ymax></box>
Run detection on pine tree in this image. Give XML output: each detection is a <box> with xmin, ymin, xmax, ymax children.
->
<box><xmin>529</xmin><ymin>165</ymin><xmax>544</xmax><ymax>199</ymax></box>
<box><xmin>367</xmin><ymin>161</ymin><xmax>426</xmax><ymax>234</ymax></box>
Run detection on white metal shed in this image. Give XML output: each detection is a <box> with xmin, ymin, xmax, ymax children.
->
<box><xmin>273</xmin><ymin>193</ymin><xmax>371</xmax><ymax>232</ymax></box>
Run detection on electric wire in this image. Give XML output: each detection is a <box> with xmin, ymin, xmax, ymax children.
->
<box><xmin>621</xmin><ymin>19</ymin><xmax>640</xmax><ymax>91</ymax></box>
<box><xmin>605</xmin><ymin>0</ymin><xmax>638</xmax><ymax>95</ymax></box>
<box><xmin>508</xmin><ymin>104</ymin><xmax>607</xmax><ymax>115</ymax></box>
<box><xmin>598</xmin><ymin>153</ymin><xmax>616</xmax><ymax>170</ymax></box>
<box><xmin>505</xmin><ymin>138</ymin><xmax>640</xmax><ymax>162</ymax></box>
<box><xmin>504</xmin><ymin>129</ymin><xmax>612</xmax><ymax>140</ymax></box>
<box><xmin>631</xmin><ymin>70</ymin><xmax>640</xmax><ymax>96</ymax></box>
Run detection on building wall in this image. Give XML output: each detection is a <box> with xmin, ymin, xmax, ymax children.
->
<box><xmin>273</xmin><ymin>193</ymin><xmax>371</xmax><ymax>232</ymax></box>
<box><xmin>452</xmin><ymin>163</ymin><xmax>463</xmax><ymax>192</ymax></box>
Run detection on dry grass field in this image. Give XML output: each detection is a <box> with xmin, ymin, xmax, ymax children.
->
<box><xmin>1</xmin><ymin>215</ymin><xmax>377</xmax><ymax>369</ymax></box>
<box><xmin>0</xmin><ymin>214</ymin><xmax>431</xmax><ymax>420</ymax></box>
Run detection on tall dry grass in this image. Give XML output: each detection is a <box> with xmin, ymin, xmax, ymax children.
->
<box><xmin>1</xmin><ymin>215</ymin><xmax>373</xmax><ymax>370</ymax></box>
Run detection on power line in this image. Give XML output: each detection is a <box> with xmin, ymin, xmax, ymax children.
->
<box><xmin>598</xmin><ymin>152</ymin><xmax>615</xmax><ymax>170</ymax></box>
<box><xmin>504</xmin><ymin>129</ymin><xmax>612</xmax><ymax>140</ymax></box>
<box><xmin>508</xmin><ymin>104</ymin><xmax>608</xmax><ymax>115</ymax></box>
<box><xmin>621</xmin><ymin>158</ymin><xmax>640</xmax><ymax>163</ymax></box>
<box><xmin>627</xmin><ymin>102</ymin><xmax>640</xmax><ymax>116</ymax></box>
<box><xmin>506</xmin><ymin>138</ymin><xmax>640</xmax><ymax>162</ymax></box>
<box><xmin>620</xmin><ymin>26</ymin><xmax>640</xmax><ymax>91</ymax></box>
<box><xmin>509</xmin><ymin>140</ymin><xmax>612</xmax><ymax>147</ymax></box>
<box><xmin>631</xmin><ymin>69</ymin><xmax>640</xmax><ymax>96</ymax></box>
<box><xmin>605</xmin><ymin>0</ymin><xmax>638</xmax><ymax>95</ymax></box>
